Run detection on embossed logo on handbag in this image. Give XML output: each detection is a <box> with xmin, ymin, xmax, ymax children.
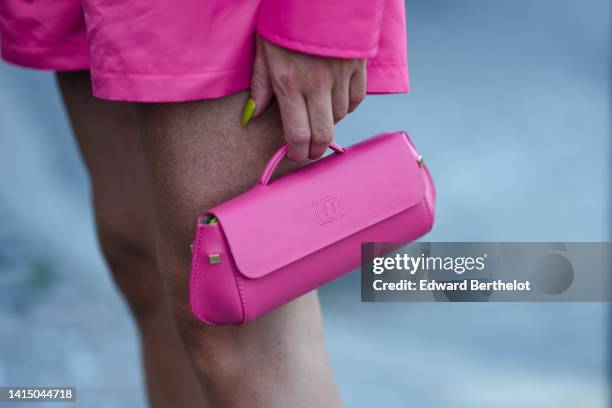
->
<box><xmin>313</xmin><ymin>196</ymin><xmax>344</xmax><ymax>225</ymax></box>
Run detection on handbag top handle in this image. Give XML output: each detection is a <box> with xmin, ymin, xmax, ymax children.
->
<box><xmin>259</xmin><ymin>142</ymin><xmax>345</xmax><ymax>186</ymax></box>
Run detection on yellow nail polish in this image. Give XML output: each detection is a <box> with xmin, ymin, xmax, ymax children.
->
<box><xmin>241</xmin><ymin>97</ymin><xmax>256</xmax><ymax>127</ymax></box>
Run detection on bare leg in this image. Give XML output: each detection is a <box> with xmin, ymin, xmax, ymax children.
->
<box><xmin>56</xmin><ymin>71</ymin><xmax>206</xmax><ymax>408</ymax></box>
<box><xmin>137</xmin><ymin>92</ymin><xmax>343</xmax><ymax>407</ymax></box>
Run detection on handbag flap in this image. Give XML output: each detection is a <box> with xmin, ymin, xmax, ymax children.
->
<box><xmin>209</xmin><ymin>131</ymin><xmax>425</xmax><ymax>279</ymax></box>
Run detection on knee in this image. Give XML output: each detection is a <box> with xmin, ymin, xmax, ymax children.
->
<box><xmin>95</xmin><ymin>216</ymin><xmax>167</xmax><ymax>319</ymax></box>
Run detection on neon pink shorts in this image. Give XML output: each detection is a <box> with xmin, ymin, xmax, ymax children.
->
<box><xmin>0</xmin><ymin>0</ymin><xmax>409</xmax><ymax>102</ymax></box>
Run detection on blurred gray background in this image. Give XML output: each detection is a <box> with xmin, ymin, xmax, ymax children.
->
<box><xmin>0</xmin><ymin>0</ymin><xmax>609</xmax><ymax>407</ymax></box>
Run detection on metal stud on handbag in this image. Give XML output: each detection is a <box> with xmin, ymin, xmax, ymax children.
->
<box><xmin>189</xmin><ymin>130</ymin><xmax>436</xmax><ymax>325</ymax></box>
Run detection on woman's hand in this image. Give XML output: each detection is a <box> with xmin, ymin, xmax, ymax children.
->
<box><xmin>242</xmin><ymin>36</ymin><xmax>366</xmax><ymax>161</ymax></box>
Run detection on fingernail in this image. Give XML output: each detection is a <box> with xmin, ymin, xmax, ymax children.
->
<box><xmin>241</xmin><ymin>97</ymin><xmax>256</xmax><ymax>127</ymax></box>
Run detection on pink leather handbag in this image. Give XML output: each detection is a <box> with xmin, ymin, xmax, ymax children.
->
<box><xmin>189</xmin><ymin>130</ymin><xmax>435</xmax><ymax>325</ymax></box>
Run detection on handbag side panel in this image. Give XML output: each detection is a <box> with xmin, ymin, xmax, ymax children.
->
<box><xmin>190</xmin><ymin>221</ymin><xmax>245</xmax><ymax>325</ymax></box>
